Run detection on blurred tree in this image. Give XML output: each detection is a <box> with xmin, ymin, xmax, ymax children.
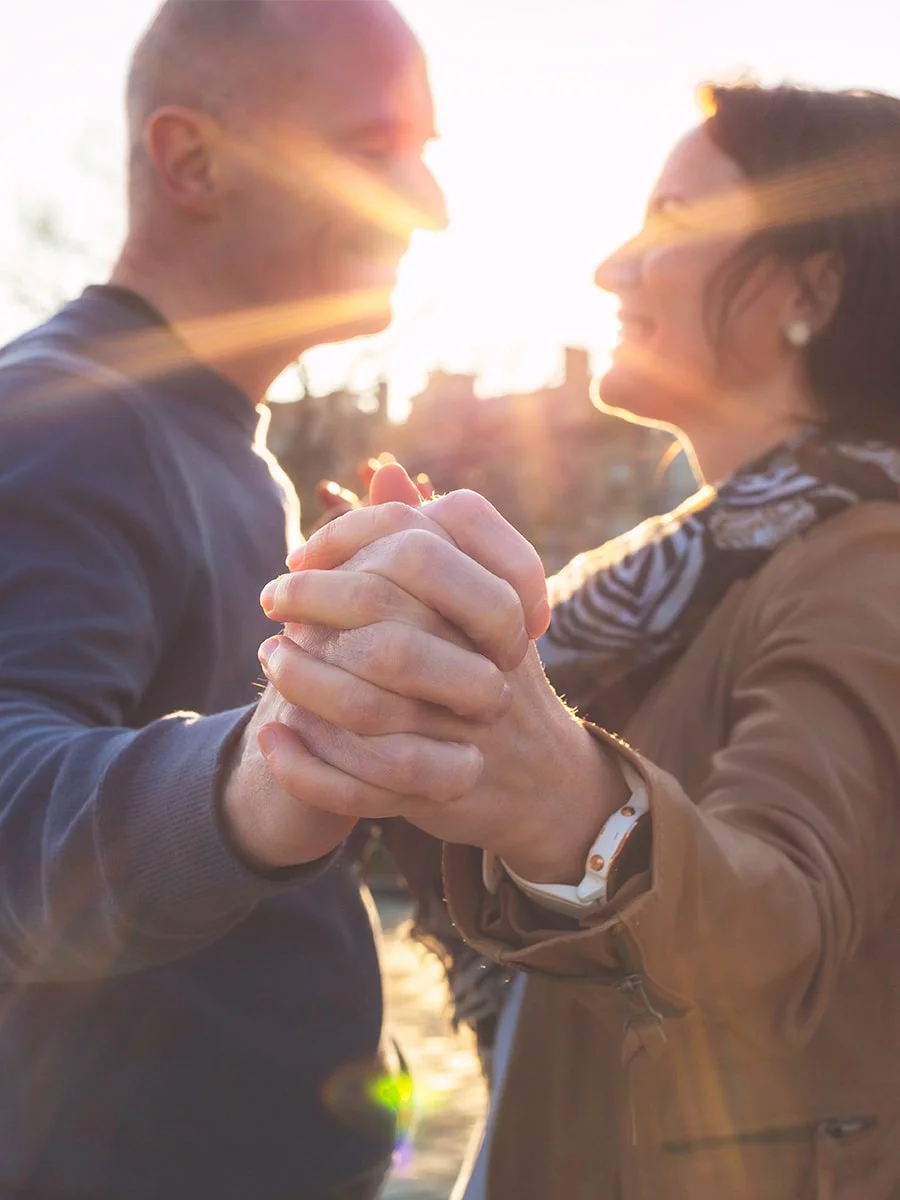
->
<box><xmin>3</xmin><ymin>204</ymin><xmax>100</xmax><ymax>318</ymax></box>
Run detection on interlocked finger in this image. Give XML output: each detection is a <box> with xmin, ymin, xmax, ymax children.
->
<box><xmin>266</xmin><ymin>709</ymin><xmax>485</xmax><ymax>805</ymax></box>
<box><xmin>261</xmin><ymin>624</ymin><xmax>511</xmax><ymax>724</ymax></box>
<box><xmin>273</xmin><ymin>531</ymin><xmax>530</xmax><ymax>671</ymax></box>
<box><xmin>288</xmin><ymin>502</ymin><xmax>455</xmax><ymax>571</ymax></box>
<box><xmin>257</xmin><ymin>723</ymin><xmax>409</xmax><ymax>820</ymax></box>
<box><xmin>288</xmin><ymin>492</ymin><xmax>549</xmax><ymax>640</ymax></box>
<box><xmin>262</xmin><ymin>567</ymin><xmax>452</xmax><ymax>641</ymax></box>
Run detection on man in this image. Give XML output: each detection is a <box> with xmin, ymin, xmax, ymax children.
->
<box><xmin>0</xmin><ymin>3</ymin><xmax>479</xmax><ymax>1197</ymax></box>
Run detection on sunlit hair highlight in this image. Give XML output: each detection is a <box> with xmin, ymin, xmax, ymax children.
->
<box><xmin>702</xmin><ymin>82</ymin><xmax>900</xmax><ymax>435</ymax></box>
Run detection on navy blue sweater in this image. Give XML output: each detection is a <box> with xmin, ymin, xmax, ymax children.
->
<box><xmin>0</xmin><ymin>289</ymin><xmax>392</xmax><ymax>1198</ymax></box>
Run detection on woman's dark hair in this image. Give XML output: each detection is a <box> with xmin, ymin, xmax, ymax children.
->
<box><xmin>703</xmin><ymin>82</ymin><xmax>900</xmax><ymax>435</ymax></box>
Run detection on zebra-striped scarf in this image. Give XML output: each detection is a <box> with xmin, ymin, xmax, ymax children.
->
<box><xmin>539</xmin><ymin>429</ymin><xmax>900</xmax><ymax>728</ymax></box>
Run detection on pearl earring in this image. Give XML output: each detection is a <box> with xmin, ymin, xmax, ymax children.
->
<box><xmin>785</xmin><ymin>319</ymin><xmax>812</xmax><ymax>348</ymax></box>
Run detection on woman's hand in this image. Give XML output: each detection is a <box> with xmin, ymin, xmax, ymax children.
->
<box><xmin>305</xmin><ymin>456</ymin><xmax>434</xmax><ymax>534</ymax></box>
<box><xmin>257</xmin><ymin>489</ymin><xmax>626</xmax><ymax>881</ymax></box>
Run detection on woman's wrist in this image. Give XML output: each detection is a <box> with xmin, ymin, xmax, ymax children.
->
<box><xmin>498</xmin><ymin>722</ymin><xmax>629</xmax><ymax>885</ymax></box>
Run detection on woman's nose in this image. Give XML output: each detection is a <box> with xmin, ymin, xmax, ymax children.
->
<box><xmin>594</xmin><ymin>241</ymin><xmax>641</xmax><ymax>295</ymax></box>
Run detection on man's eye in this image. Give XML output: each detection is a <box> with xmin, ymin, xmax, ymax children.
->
<box><xmin>355</xmin><ymin>144</ymin><xmax>394</xmax><ymax>165</ymax></box>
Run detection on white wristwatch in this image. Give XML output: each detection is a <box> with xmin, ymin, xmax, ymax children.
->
<box><xmin>483</xmin><ymin>759</ymin><xmax>650</xmax><ymax>918</ymax></box>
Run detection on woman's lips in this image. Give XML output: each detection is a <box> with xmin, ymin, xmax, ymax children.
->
<box><xmin>616</xmin><ymin>313</ymin><xmax>656</xmax><ymax>345</ymax></box>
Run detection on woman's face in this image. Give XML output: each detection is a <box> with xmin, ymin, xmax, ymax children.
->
<box><xmin>595</xmin><ymin>124</ymin><xmax>799</xmax><ymax>432</ymax></box>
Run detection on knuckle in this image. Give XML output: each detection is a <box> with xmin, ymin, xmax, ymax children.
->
<box><xmin>356</xmin><ymin>506</ymin><xmax>423</xmax><ymax>558</ymax></box>
<box><xmin>349</xmin><ymin>625</ymin><xmax>382</xmax><ymax>675</ymax></box>
<box><xmin>374</xmin><ymin>738</ymin><xmax>423</xmax><ymax>793</ymax></box>
<box><xmin>460</xmin><ymin>488</ymin><xmax>497</xmax><ymax>516</ymax></box>
<box><xmin>510</xmin><ymin>546</ymin><xmax>546</xmax><ymax>597</ymax></box>
<box><xmin>335</xmin><ymin>681</ymin><xmax>387</xmax><ymax>736</ymax></box>
<box><xmin>451</xmin><ymin>752</ymin><xmax>484</xmax><ymax>799</ymax></box>
<box><xmin>306</xmin><ymin>511</ymin><xmax>343</xmax><ymax>560</ymax></box>
<box><xmin>426</xmin><ymin>609</ymin><xmax>461</xmax><ymax>641</ymax></box>
<box><xmin>357</xmin><ymin>622</ymin><xmax>415</xmax><ymax>684</ymax></box>
<box><xmin>262</xmin><ymin>643</ymin><xmax>301</xmax><ymax>700</ymax></box>
<box><xmin>260</xmin><ymin>645</ymin><xmax>288</xmax><ymax>691</ymax></box>
<box><xmin>328</xmin><ymin>772</ymin><xmax>371</xmax><ymax>818</ymax></box>
<box><xmin>495</xmin><ymin>578</ymin><xmax>524</xmax><ymax>625</ymax></box>
<box><xmin>472</xmin><ymin>661</ymin><xmax>508</xmax><ymax>715</ymax></box>
<box><xmin>275</xmin><ymin>570</ymin><xmax>308</xmax><ymax>612</ymax></box>
<box><xmin>355</xmin><ymin>571</ymin><xmax>397</xmax><ymax>622</ymax></box>
<box><xmin>379</xmin><ymin>501</ymin><xmax>421</xmax><ymax>528</ymax></box>
<box><xmin>440</xmin><ymin>489</ymin><xmax>490</xmax><ymax>521</ymax></box>
<box><xmin>389</xmin><ymin>527</ymin><xmax>443</xmax><ymax>570</ymax></box>
<box><xmin>485</xmin><ymin>581</ymin><xmax>526</xmax><ymax>655</ymax></box>
<box><xmin>339</xmin><ymin>569</ymin><xmax>377</xmax><ymax>617</ymax></box>
<box><xmin>430</xmin><ymin>745</ymin><xmax>483</xmax><ymax>802</ymax></box>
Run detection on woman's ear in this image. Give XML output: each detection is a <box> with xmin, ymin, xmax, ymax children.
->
<box><xmin>792</xmin><ymin>251</ymin><xmax>844</xmax><ymax>337</ymax></box>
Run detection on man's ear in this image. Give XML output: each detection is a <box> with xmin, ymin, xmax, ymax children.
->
<box><xmin>791</xmin><ymin>251</ymin><xmax>844</xmax><ymax>336</ymax></box>
<box><xmin>143</xmin><ymin>107</ymin><xmax>221</xmax><ymax>216</ymax></box>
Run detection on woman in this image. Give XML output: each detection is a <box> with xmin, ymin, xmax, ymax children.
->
<box><xmin>255</xmin><ymin>81</ymin><xmax>900</xmax><ymax>1198</ymax></box>
<box><xmin>444</xmin><ymin>81</ymin><xmax>900</xmax><ymax>1199</ymax></box>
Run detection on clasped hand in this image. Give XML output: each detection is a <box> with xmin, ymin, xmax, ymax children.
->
<box><xmin>231</xmin><ymin>467</ymin><xmax>625</xmax><ymax>883</ymax></box>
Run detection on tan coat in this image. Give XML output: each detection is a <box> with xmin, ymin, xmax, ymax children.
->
<box><xmin>444</xmin><ymin>503</ymin><xmax>900</xmax><ymax>1200</ymax></box>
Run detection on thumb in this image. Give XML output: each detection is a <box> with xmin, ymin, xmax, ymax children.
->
<box><xmin>367</xmin><ymin>461</ymin><xmax>424</xmax><ymax>508</ymax></box>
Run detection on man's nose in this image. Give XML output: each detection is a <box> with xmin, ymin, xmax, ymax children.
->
<box><xmin>404</xmin><ymin>160</ymin><xmax>448</xmax><ymax>234</ymax></box>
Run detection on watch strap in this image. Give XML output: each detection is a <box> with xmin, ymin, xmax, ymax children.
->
<box><xmin>483</xmin><ymin>759</ymin><xmax>649</xmax><ymax>917</ymax></box>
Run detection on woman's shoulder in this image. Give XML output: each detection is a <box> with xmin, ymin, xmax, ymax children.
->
<box><xmin>748</xmin><ymin>500</ymin><xmax>900</xmax><ymax>631</ymax></box>
<box><xmin>778</xmin><ymin>500</ymin><xmax>900</xmax><ymax>567</ymax></box>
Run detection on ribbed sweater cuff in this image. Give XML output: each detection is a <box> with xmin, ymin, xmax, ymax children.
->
<box><xmin>97</xmin><ymin>706</ymin><xmax>333</xmax><ymax>942</ymax></box>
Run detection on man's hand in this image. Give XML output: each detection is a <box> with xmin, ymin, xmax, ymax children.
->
<box><xmin>220</xmin><ymin>700</ymin><xmax>359</xmax><ymax>872</ymax></box>
<box><xmin>287</xmin><ymin>489</ymin><xmax>551</xmax><ymax>644</ymax></box>
<box><xmin>254</xmin><ymin>489</ymin><xmax>626</xmax><ymax>882</ymax></box>
<box><xmin>259</xmin><ymin>638</ymin><xmax>627</xmax><ymax>883</ymax></box>
<box><xmin>305</xmin><ymin>456</ymin><xmax>435</xmax><ymax>535</ymax></box>
<box><xmin>219</xmin><ymin>462</ymin><xmax>434</xmax><ymax>872</ymax></box>
<box><xmin>220</xmin><ymin>480</ymin><xmax>562</xmax><ymax>874</ymax></box>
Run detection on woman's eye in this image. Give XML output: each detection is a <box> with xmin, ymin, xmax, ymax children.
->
<box><xmin>645</xmin><ymin>206</ymin><xmax>695</xmax><ymax>244</ymax></box>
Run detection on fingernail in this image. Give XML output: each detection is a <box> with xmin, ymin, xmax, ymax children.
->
<box><xmin>498</xmin><ymin>682</ymin><xmax>514</xmax><ymax>714</ymax></box>
<box><xmin>260</xmin><ymin>579</ymin><xmax>281</xmax><ymax>615</ymax></box>
<box><xmin>499</xmin><ymin>631</ymin><xmax>530</xmax><ymax>673</ymax></box>
<box><xmin>461</xmin><ymin>743</ymin><xmax>485</xmax><ymax>783</ymax></box>
<box><xmin>528</xmin><ymin>597</ymin><xmax>552</xmax><ymax>637</ymax></box>
<box><xmin>257</xmin><ymin>723</ymin><xmax>281</xmax><ymax>760</ymax></box>
<box><xmin>258</xmin><ymin>636</ymin><xmax>281</xmax><ymax>668</ymax></box>
<box><xmin>285</xmin><ymin>547</ymin><xmax>305</xmax><ymax>571</ymax></box>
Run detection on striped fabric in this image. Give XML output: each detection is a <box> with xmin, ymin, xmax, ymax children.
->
<box><xmin>540</xmin><ymin>429</ymin><xmax>900</xmax><ymax>726</ymax></box>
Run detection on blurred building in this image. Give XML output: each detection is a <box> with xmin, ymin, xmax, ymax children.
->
<box><xmin>266</xmin><ymin>348</ymin><xmax>696</xmax><ymax>572</ymax></box>
<box><xmin>266</xmin><ymin>380</ymin><xmax>391</xmax><ymax>530</ymax></box>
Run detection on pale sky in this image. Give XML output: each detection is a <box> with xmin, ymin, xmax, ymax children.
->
<box><xmin>2</xmin><ymin>0</ymin><xmax>899</xmax><ymax>415</ymax></box>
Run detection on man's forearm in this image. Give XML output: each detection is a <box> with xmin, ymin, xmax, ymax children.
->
<box><xmin>0</xmin><ymin>699</ymin><xmax>316</xmax><ymax>982</ymax></box>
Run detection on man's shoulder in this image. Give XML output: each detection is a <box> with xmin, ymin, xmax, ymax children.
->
<box><xmin>0</xmin><ymin>322</ymin><xmax>174</xmax><ymax>532</ymax></box>
<box><xmin>0</xmin><ymin>310</ymin><xmax>150</xmax><ymax>454</ymax></box>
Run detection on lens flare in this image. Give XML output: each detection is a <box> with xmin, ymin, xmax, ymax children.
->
<box><xmin>368</xmin><ymin>1069</ymin><xmax>415</xmax><ymax>1122</ymax></box>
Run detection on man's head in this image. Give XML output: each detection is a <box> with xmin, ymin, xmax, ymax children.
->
<box><xmin>124</xmin><ymin>0</ymin><xmax>446</xmax><ymax>347</ymax></box>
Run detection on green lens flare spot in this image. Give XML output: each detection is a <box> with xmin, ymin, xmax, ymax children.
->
<box><xmin>369</xmin><ymin>1071</ymin><xmax>414</xmax><ymax>1114</ymax></box>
